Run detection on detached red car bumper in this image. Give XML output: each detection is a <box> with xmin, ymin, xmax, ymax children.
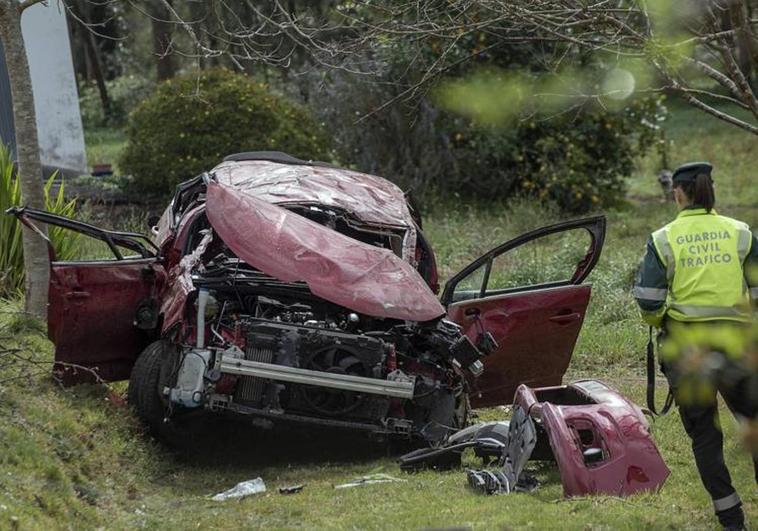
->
<box><xmin>515</xmin><ymin>379</ymin><xmax>670</xmax><ymax>497</ymax></box>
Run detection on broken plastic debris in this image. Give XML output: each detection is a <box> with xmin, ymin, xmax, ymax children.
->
<box><xmin>211</xmin><ymin>477</ymin><xmax>266</xmax><ymax>501</ymax></box>
<box><xmin>466</xmin><ymin>469</ymin><xmax>539</xmax><ymax>495</ymax></box>
<box><xmin>467</xmin><ymin>469</ymin><xmax>513</xmax><ymax>495</ymax></box>
<box><xmin>334</xmin><ymin>473</ymin><xmax>407</xmax><ymax>489</ymax></box>
<box><xmin>278</xmin><ymin>484</ymin><xmax>305</xmax><ymax>495</ymax></box>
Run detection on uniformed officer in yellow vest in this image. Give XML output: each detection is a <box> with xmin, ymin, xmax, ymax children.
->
<box><xmin>633</xmin><ymin>162</ymin><xmax>758</xmax><ymax>530</ymax></box>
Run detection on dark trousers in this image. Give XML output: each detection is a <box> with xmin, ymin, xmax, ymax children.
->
<box><xmin>661</xmin><ymin>346</ymin><xmax>758</xmax><ymax>523</ymax></box>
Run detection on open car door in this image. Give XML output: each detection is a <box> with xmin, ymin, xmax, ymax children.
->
<box><xmin>9</xmin><ymin>207</ymin><xmax>166</xmax><ymax>385</ymax></box>
<box><xmin>442</xmin><ymin>216</ymin><xmax>605</xmax><ymax>408</ymax></box>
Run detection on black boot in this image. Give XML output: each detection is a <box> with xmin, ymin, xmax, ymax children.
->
<box><xmin>716</xmin><ymin>504</ymin><xmax>745</xmax><ymax>530</ymax></box>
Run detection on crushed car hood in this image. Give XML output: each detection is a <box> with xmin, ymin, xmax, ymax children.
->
<box><xmin>212</xmin><ymin>159</ymin><xmax>415</xmax><ymax>229</ymax></box>
<box><xmin>212</xmin><ymin>160</ymin><xmax>418</xmax><ymax>259</ymax></box>
<box><xmin>205</xmin><ymin>181</ymin><xmax>446</xmax><ymax>322</ymax></box>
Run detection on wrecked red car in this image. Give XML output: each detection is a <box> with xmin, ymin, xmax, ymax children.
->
<box><xmin>9</xmin><ymin>151</ymin><xmax>606</xmax><ymax>443</ymax></box>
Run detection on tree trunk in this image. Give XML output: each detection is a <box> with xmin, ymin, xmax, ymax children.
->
<box><xmin>82</xmin><ymin>19</ymin><xmax>110</xmax><ymax>112</ymax></box>
<box><xmin>0</xmin><ymin>1</ymin><xmax>50</xmax><ymax>319</ymax></box>
<box><xmin>66</xmin><ymin>7</ymin><xmax>88</xmax><ymax>86</ymax></box>
<box><xmin>71</xmin><ymin>0</ymin><xmax>110</xmax><ymax>113</ymax></box>
<box><xmin>151</xmin><ymin>0</ymin><xmax>175</xmax><ymax>80</ymax></box>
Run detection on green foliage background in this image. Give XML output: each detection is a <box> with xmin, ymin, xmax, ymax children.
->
<box><xmin>445</xmin><ymin>96</ymin><xmax>664</xmax><ymax>212</ymax></box>
<box><xmin>79</xmin><ymin>75</ymin><xmax>155</xmax><ymax>129</ymax></box>
<box><xmin>119</xmin><ymin>69</ymin><xmax>332</xmax><ymax>198</ymax></box>
<box><xmin>313</xmin><ymin>60</ymin><xmax>665</xmax><ymax>214</ymax></box>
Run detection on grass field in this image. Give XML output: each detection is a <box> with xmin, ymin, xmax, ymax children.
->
<box><xmin>1</xmin><ymin>103</ymin><xmax>756</xmax><ymax>529</ymax></box>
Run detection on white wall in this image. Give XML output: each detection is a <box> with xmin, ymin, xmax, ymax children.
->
<box><xmin>21</xmin><ymin>1</ymin><xmax>87</xmax><ymax>175</ymax></box>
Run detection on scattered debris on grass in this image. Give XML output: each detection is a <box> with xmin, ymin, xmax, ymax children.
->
<box><xmin>467</xmin><ymin>469</ymin><xmax>540</xmax><ymax>495</ymax></box>
<box><xmin>399</xmin><ymin>420</ymin><xmax>510</xmax><ymax>472</ymax></box>
<box><xmin>211</xmin><ymin>478</ymin><xmax>266</xmax><ymax>501</ymax></box>
<box><xmin>278</xmin><ymin>484</ymin><xmax>305</xmax><ymax>495</ymax></box>
<box><xmin>402</xmin><ymin>380</ymin><xmax>671</xmax><ymax>499</ymax></box>
<box><xmin>334</xmin><ymin>474</ymin><xmax>407</xmax><ymax>489</ymax></box>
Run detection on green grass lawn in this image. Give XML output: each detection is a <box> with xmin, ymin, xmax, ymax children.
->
<box><xmin>1</xmin><ymin>307</ymin><xmax>754</xmax><ymax>530</ymax></box>
<box><xmin>1</xmin><ymin>103</ymin><xmax>756</xmax><ymax>529</ymax></box>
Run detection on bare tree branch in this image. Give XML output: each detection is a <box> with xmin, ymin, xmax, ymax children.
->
<box><xmin>672</xmin><ymin>79</ymin><xmax>758</xmax><ymax>134</ymax></box>
<box><xmin>59</xmin><ymin>0</ymin><xmax>758</xmax><ymax>134</ymax></box>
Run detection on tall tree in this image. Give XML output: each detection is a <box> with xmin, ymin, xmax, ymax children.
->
<box><xmin>0</xmin><ymin>0</ymin><xmax>50</xmax><ymax>319</ymax></box>
<box><xmin>150</xmin><ymin>0</ymin><xmax>175</xmax><ymax>80</ymax></box>
<box><xmin>68</xmin><ymin>0</ymin><xmax>110</xmax><ymax>113</ymax></box>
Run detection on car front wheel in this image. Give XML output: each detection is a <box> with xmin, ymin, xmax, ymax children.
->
<box><xmin>128</xmin><ymin>340</ymin><xmax>178</xmax><ymax>436</ymax></box>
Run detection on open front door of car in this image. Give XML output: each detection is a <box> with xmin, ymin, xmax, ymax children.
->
<box><xmin>8</xmin><ymin>207</ymin><xmax>166</xmax><ymax>385</ymax></box>
<box><xmin>442</xmin><ymin>216</ymin><xmax>606</xmax><ymax>408</ymax></box>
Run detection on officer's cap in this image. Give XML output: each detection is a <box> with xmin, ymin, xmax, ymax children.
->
<box><xmin>672</xmin><ymin>162</ymin><xmax>713</xmax><ymax>185</ymax></box>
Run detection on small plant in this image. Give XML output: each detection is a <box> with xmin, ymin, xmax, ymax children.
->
<box><xmin>0</xmin><ymin>144</ymin><xmax>79</xmax><ymax>298</ymax></box>
<box><xmin>120</xmin><ymin>69</ymin><xmax>331</xmax><ymax>198</ymax></box>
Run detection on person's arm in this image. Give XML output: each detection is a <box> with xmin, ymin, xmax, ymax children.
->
<box><xmin>633</xmin><ymin>238</ymin><xmax>668</xmax><ymax>327</ymax></box>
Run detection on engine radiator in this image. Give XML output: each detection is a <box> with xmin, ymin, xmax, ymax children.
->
<box><xmin>233</xmin><ymin>335</ymin><xmax>275</xmax><ymax>405</ymax></box>
<box><xmin>231</xmin><ymin>321</ymin><xmax>389</xmax><ymax>417</ymax></box>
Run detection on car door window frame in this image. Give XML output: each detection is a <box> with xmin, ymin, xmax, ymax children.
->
<box><xmin>441</xmin><ymin>215</ymin><xmax>606</xmax><ymax>306</ymax></box>
<box><xmin>8</xmin><ymin>207</ymin><xmax>159</xmax><ymax>262</ymax></box>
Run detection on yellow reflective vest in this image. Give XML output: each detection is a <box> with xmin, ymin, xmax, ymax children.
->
<box><xmin>651</xmin><ymin>209</ymin><xmax>753</xmax><ymax>322</ymax></box>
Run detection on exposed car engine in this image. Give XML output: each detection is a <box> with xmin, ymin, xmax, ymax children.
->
<box><xmin>166</xmin><ymin>247</ymin><xmax>484</xmax><ymax>443</ymax></box>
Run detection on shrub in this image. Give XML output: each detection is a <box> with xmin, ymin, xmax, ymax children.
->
<box><xmin>0</xmin><ymin>144</ymin><xmax>79</xmax><ymax>298</ymax></box>
<box><xmin>79</xmin><ymin>75</ymin><xmax>155</xmax><ymax>129</ymax></box>
<box><xmin>119</xmin><ymin>69</ymin><xmax>331</xmax><ymax>198</ymax></box>
<box><xmin>450</xmin><ymin>97</ymin><xmax>665</xmax><ymax>212</ymax></box>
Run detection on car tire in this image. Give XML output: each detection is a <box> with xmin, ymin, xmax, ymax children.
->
<box><xmin>128</xmin><ymin>340</ymin><xmax>176</xmax><ymax>436</ymax></box>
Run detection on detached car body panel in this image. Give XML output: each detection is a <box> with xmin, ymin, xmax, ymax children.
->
<box><xmin>8</xmin><ymin>152</ymin><xmax>606</xmax><ymax>444</ymax></box>
<box><xmin>515</xmin><ymin>380</ymin><xmax>670</xmax><ymax>497</ymax></box>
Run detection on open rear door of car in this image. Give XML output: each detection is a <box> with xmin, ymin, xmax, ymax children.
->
<box><xmin>8</xmin><ymin>207</ymin><xmax>166</xmax><ymax>384</ymax></box>
<box><xmin>442</xmin><ymin>216</ymin><xmax>605</xmax><ymax>408</ymax></box>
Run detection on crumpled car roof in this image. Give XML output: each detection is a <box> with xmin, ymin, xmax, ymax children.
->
<box><xmin>211</xmin><ymin>159</ymin><xmax>416</xmax><ymax>230</ymax></box>
<box><xmin>206</xmin><ymin>180</ymin><xmax>445</xmax><ymax>322</ymax></box>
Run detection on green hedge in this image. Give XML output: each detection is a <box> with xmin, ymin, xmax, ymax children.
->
<box><xmin>120</xmin><ymin>69</ymin><xmax>331</xmax><ymax>198</ymax></box>
<box><xmin>449</xmin><ymin>97</ymin><xmax>665</xmax><ymax>212</ymax></box>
